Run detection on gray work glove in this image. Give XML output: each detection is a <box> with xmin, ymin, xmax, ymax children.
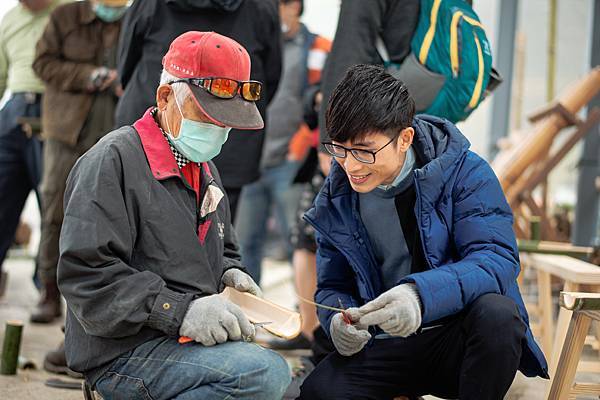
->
<box><xmin>357</xmin><ymin>283</ymin><xmax>422</xmax><ymax>337</ymax></box>
<box><xmin>221</xmin><ymin>268</ymin><xmax>262</xmax><ymax>297</ymax></box>
<box><xmin>329</xmin><ymin>308</ymin><xmax>371</xmax><ymax>356</ymax></box>
<box><xmin>179</xmin><ymin>294</ymin><xmax>255</xmax><ymax>346</ymax></box>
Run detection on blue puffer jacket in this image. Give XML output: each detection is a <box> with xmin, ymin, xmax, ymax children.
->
<box><xmin>304</xmin><ymin>115</ymin><xmax>548</xmax><ymax>378</ymax></box>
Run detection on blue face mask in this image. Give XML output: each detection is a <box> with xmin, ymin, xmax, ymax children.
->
<box><xmin>93</xmin><ymin>4</ymin><xmax>128</xmax><ymax>23</ymax></box>
<box><xmin>165</xmin><ymin>95</ymin><xmax>231</xmax><ymax>163</ymax></box>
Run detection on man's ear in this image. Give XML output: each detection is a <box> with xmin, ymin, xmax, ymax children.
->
<box><xmin>398</xmin><ymin>127</ymin><xmax>414</xmax><ymax>152</ymax></box>
<box><xmin>156</xmin><ymin>84</ymin><xmax>172</xmax><ymax>111</ymax></box>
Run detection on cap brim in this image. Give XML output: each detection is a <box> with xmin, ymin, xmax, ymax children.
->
<box><xmin>187</xmin><ymin>84</ymin><xmax>264</xmax><ymax>130</ymax></box>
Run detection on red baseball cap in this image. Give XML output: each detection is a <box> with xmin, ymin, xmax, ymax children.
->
<box><xmin>162</xmin><ymin>31</ymin><xmax>264</xmax><ymax>130</ymax></box>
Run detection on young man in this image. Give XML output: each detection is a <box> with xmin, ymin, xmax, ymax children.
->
<box><xmin>299</xmin><ymin>64</ymin><xmax>548</xmax><ymax>399</ymax></box>
<box><xmin>57</xmin><ymin>32</ymin><xmax>289</xmax><ymax>399</ymax></box>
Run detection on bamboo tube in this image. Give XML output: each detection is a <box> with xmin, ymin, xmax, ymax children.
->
<box><xmin>494</xmin><ymin>67</ymin><xmax>600</xmax><ymax>190</ymax></box>
<box><xmin>1</xmin><ymin>320</ymin><xmax>23</xmax><ymax>375</ymax></box>
<box><xmin>530</xmin><ymin>216</ymin><xmax>541</xmax><ymax>241</ymax></box>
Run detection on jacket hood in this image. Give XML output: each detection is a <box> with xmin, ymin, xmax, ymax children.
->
<box><xmin>165</xmin><ymin>0</ymin><xmax>244</xmax><ymax>12</ymax></box>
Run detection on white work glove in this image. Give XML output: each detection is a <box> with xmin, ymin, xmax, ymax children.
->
<box><xmin>221</xmin><ymin>268</ymin><xmax>262</xmax><ymax>297</ymax></box>
<box><xmin>179</xmin><ymin>295</ymin><xmax>255</xmax><ymax>346</ymax></box>
<box><xmin>329</xmin><ymin>308</ymin><xmax>371</xmax><ymax>356</ymax></box>
<box><xmin>357</xmin><ymin>283</ymin><xmax>422</xmax><ymax>337</ymax></box>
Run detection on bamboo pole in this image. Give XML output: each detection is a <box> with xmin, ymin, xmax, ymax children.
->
<box><xmin>494</xmin><ymin>67</ymin><xmax>600</xmax><ymax>190</ymax></box>
<box><xmin>530</xmin><ymin>216</ymin><xmax>541</xmax><ymax>241</ymax></box>
<box><xmin>1</xmin><ymin>320</ymin><xmax>23</xmax><ymax>375</ymax></box>
<box><xmin>505</xmin><ymin>109</ymin><xmax>600</xmax><ymax>205</ymax></box>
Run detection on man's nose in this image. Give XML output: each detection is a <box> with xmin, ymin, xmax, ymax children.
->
<box><xmin>343</xmin><ymin>154</ymin><xmax>361</xmax><ymax>172</ymax></box>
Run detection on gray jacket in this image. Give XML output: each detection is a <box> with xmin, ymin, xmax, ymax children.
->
<box><xmin>58</xmin><ymin>110</ymin><xmax>244</xmax><ymax>384</ymax></box>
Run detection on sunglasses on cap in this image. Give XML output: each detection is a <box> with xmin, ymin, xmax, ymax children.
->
<box><xmin>169</xmin><ymin>78</ymin><xmax>262</xmax><ymax>102</ymax></box>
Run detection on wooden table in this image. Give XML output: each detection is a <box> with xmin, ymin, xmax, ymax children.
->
<box><xmin>523</xmin><ymin>254</ymin><xmax>600</xmax><ymax>374</ymax></box>
<box><xmin>547</xmin><ymin>292</ymin><xmax>600</xmax><ymax>399</ymax></box>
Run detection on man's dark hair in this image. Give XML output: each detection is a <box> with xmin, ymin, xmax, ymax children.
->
<box><xmin>326</xmin><ymin>64</ymin><xmax>415</xmax><ymax>143</ymax></box>
<box><xmin>280</xmin><ymin>0</ymin><xmax>303</xmax><ymax>15</ymax></box>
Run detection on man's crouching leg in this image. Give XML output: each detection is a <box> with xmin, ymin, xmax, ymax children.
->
<box><xmin>299</xmin><ymin>293</ymin><xmax>527</xmax><ymax>400</ymax></box>
<box><xmin>94</xmin><ymin>337</ymin><xmax>290</xmax><ymax>400</ymax></box>
<box><xmin>459</xmin><ymin>293</ymin><xmax>526</xmax><ymax>399</ymax></box>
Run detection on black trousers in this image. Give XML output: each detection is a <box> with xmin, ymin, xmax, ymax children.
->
<box><xmin>298</xmin><ymin>293</ymin><xmax>526</xmax><ymax>400</ymax></box>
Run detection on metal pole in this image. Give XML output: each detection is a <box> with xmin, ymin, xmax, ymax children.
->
<box><xmin>489</xmin><ymin>0</ymin><xmax>518</xmax><ymax>159</ymax></box>
<box><xmin>547</xmin><ymin>0</ymin><xmax>557</xmax><ymax>102</ymax></box>
<box><xmin>573</xmin><ymin>0</ymin><xmax>600</xmax><ymax>246</ymax></box>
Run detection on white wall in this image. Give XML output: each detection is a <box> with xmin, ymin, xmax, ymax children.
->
<box><xmin>513</xmin><ymin>0</ymin><xmax>592</xmax><ymax>206</ymax></box>
<box><xmin>0</xmin><ymin>1</ymin><xmax>17</xmax><ymax>20</ymax></box>
<box><xmin>302</xmin><ymin>0</ymin><xmax>340</xmax><ymax>40</ymax></box>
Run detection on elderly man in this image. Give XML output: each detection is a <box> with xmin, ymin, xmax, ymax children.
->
<box><xmin>57</xmin><ymin>31</ymin><xmax>290</xmax><ymax>399</ymax></box>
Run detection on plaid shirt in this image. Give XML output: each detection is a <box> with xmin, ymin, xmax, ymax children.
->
<box><xmin>151</xmin><ymin>107</ymin><xmax>199</xmax><ymax>169</ymax></box>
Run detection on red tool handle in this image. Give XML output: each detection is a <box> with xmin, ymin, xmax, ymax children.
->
<box><xmin>341</xmin><ymin>310</ymin><xmax>352</xmax><ymax>325</ymax></box>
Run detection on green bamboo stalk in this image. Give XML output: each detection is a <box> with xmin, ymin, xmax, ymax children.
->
<box><xmin>530</xmin><ymin>216</ymin><xmax>541</xmax><ymax>241</ymax></box>
<box><xmin>1</xmin><ymin>320</ymin><xmax>24</xmax><ymax>375</ymax></box>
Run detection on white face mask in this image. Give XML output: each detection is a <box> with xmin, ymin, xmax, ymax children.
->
<box><xmin>164</xmin><ymin>95</ymin><xmax>231</xmax><ymax>163</ymax></box>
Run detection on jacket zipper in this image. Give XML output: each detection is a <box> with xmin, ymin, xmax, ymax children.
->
<box><xmin>413</xmin><ymin>171</ymin><xmax>434</xmax><ymax>270</ymax></box>
<box><xmin>350</xmin><ymin>194</ymin><xmax>382</xmax><ymax>283</ymax></box>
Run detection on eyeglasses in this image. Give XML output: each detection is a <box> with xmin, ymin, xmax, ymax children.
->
<box><xmin>169</xmin><ymin>77</ymin><xmax>262</xmax><ymax>102</ymax></box>
<box><xmin>322</xmin><ymin>137</ymin><xmax>396</xmax><ymax>164</ymax></box>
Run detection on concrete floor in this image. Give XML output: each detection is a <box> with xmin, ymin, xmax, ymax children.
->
<box><xmin>0</xmin><ymin>256</ymin><xmax>587</xmax><ymax>400</ymax></box>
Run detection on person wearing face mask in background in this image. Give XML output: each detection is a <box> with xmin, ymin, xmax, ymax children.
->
<box><xmin>57</xmin><ymin>31</ymin><xmax>290</xmax><ymax>399</ymax></box>
<box><xmin>30</xmin><ymin>0</ymin><xmax>127</xmax><ymax>378</ymax></box>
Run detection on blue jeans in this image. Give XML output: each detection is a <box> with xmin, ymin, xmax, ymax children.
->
<box><xmin>235</xmin><ymin>160</ymin><xmax>303</xmax><ymax>284</ymax></box>
<box><xmin>0</xmin><ymin>93</ymin><xmax>42</xmax><ymax>273</ymax></box>
<box><xmin>95</xmin><ymin>337</ymin><xmax>291</xmax><ymax>400</ymax></box>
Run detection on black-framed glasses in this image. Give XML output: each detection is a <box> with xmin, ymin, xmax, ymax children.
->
<box><xmin>169</xmin><ymin>77</ymin><xmax>262</xmax><ymax>102</ymax></box>
<box><xmin>322</xmin><ymin>137</ymin><xmax>396</xmax><ymax>164</ymax></box>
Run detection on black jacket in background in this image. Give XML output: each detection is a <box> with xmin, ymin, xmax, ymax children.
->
<box><xmin>318</xmin><ymin>0</ymin><xmax>420</xmax><ymax>146</ymax></box>
<box><xmin>115</xmin><ymin>0</ymin><xmax>282</xmax><ymax>188</ymax></box>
